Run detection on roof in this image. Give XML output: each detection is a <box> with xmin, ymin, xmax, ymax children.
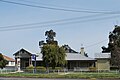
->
<box><xmin>66</xmin><ymin>53</ymin><xmax>95</xmax><ymax>61</ymax></box>
<box><xmin>95</xmin><ymin>53</ymin><xmax>111</xmax><ymax>59</ymax></box>
<box><xmin>62</xmin><ymin>45</ymin><xmax>78</xmax><ymax>53</ymax></box>
<box><xmin>13</xmin><ymin>48</ymin><xmax>32</xmax><ymax>56</ymax></box>
<box><xmin>34</xmin><ymin>53</ymin><xmax>95</xmax><ymax>61</ymax></box>
<box><xmin>33</xmin><ymin>53</ymin><xmax>42</xmax><ymax>61</ymax></box>
<box><xmin>3</xmin><ymin>55</ymin><xmax>15</xmax><ymax>61</ymax></box>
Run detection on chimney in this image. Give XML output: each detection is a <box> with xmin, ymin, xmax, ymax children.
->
<box><xmin>80</xmin><ymin>47</ymin><xmax>85</xmax><ymax>55</ymax></box>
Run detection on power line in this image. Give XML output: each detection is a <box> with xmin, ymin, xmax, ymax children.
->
<box><xmin>19</xmin><ymin>0</ymin><xmax>112</xmax><ymax>12</ymax></box>
<box><xmin>0</xmin><ymin>0</ymin><xmax>119</xmax><ymax>13</ymax></box>
<box><xmin>0</xmin><ymin>14</ymin><xmax>110</xmax><ymax>29</ymax></box>
<box><xmin>0</xmin><ymin>15</ymin><xmax>119</xmax><ymax>32</ymax></box>
<box><xmin>85</xmin><ymin>39</ymin><xmax>108</xmax><ymax>48</ymax></box>
<box><xmin>0</xmin><ymin>12</ymin><xmax>119</xmax><ymax>29</ymax></box>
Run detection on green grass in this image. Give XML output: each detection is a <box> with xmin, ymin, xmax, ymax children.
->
<box><xmin>0</xmin><ymin>72</ymin><xmax>120</xmax><ymax>79</ymax></box>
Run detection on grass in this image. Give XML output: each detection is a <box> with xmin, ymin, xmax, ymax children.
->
<box><xmin>0</xmin><ymin>72</ymin><xmax>120</xmax><ymax>79</ymax></box>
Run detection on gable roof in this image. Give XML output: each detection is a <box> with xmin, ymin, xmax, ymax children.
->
<box><xmin>3</xmin><ymin>55</ymin><xmax>15</xmax><ymax>61</ymax></box>
<box><xmin>62</xmin><ymin>45</ymin><xmax>78</xmax><ymax>53</ymax></box>
<box><xmin>13</xmin><ymin>48</ymin><xmax>32</xmax><ymax>56</ymax></box>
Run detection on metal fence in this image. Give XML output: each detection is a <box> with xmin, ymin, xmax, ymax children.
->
<box><xmin>0</xmin><ymin>68</ymin><xmax>119</xmax><ymax>74</ymax></box>
<box><xmin>0</xmin><ymin>69</ymin><xmax>16</xmax><ymax>74</ymax></box>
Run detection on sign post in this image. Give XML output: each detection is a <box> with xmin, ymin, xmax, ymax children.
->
<box><xmin>32</xmin><ymin>54</ymin><xmax>36</xmax><ymax>73</ymax></box>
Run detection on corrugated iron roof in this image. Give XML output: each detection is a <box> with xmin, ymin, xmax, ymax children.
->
<box><xmin>66</xmin><ymin>53</ymin><xmax>95</xmax><ymax>61</ymax></box>
<box><xmin>35</xmin><ymin>53</ymin><xmax>95</xmax><ymax>61</ymax></box>
<box><xmin>95</xmin><ymin>53</ymin><xmax>111</xmax><ymax>59</ymax></box>
<box><xmin>3</xmin><ymin>55</ymin><xmax>15</xmax><ymax>61</ymax></box>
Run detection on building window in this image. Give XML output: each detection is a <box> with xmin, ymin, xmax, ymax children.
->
<box><xmin>11</xmin><ymin>61</ymin><xmax>14</xmax><ymax>65</ymax></box>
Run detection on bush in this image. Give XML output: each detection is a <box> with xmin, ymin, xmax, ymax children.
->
<box><xmin>110</xmin><ymin>66</ymin><xmax>119</xmax><ymax>70</ymax></box>
<box><xmin>25</xmin><ymin>65</ymin><xmax>34</xmax><ymax>73</ymax></box>
<box><xmin>89</xmin><ymin>67</ymin><xmax>96</xmax><ymax>71</ymax></box>
<box><xmin>36</xmin><ymin>66</ymin><xmax>46</xmax><ymax>73</ymax></box>
<box><xmin>26</xmin><ymin>65</ymin><xmax>34</xmax><ymax>69</ymax></box>
<box><xmin>25</xmin><ymin>66</ymin><xmax>46</xmax><ymax>73</ymax></box>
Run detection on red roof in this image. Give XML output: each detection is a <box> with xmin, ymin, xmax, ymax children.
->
<box><xmin>3</xmin><ymin>55</ymin><xmax>15</xmax><ymax>62</ymax></box>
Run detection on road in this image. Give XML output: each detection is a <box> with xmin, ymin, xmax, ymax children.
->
<box><xmin>0</xmin><ymin>78</ymin><xmax>120</xmax><ymax>80</ymax></box>
<box><xmin>0</xmin><ymin>78</ymin><xmax>88</xmax><ymax>80</ymax></box>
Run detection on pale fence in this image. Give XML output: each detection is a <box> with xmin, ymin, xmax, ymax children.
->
<box><xmin>0</xmin><ymin>69</ymin><xmax>16</xmax><ymax>74</ymax></box>
<box><xmin>0</xmin><ymin>68</ymin><xmax>119</xmax><ymax>74</ymax></box>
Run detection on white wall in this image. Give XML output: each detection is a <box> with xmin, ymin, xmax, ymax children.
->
<box><xmin>6</xmin><ymin>61</ymin><xmax>15</xmax><ymax>66</ymax></box>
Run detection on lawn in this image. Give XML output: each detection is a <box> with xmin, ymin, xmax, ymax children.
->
<box><xmin>0</xmin><ymin>72</ymin><xmax>120</xmax><ymax>79</ymax></box>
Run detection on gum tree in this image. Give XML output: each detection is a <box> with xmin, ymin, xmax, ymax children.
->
<box><xmin>40</xmin><ymin>30</ymin><xmax>66</xmax><ymax>69</ymax></box>
<box><xmin>102</xmin><ymin>25</ymin><xmax>120</xmax><ymax>71</ymax></box>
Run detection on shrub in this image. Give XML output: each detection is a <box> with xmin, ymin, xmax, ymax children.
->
<box><xmin>110</xmin><ymin>66</ymin><xmax>119</xmax><ymax>70</ymax></box>
<box><xmin>89</xmin><ymin>67</ymin><xmax>96</xmax><ymax>71</ymax></box>
<box><xmin>25</xmin><ymin>66</ymin><xmax>47</xmax><ymax>73</ymax></box>
<box><xmin>36</xmin><ymin>66</ymin><xmax>46</xmax><ymax>73</ymax></box>
<box><xmin>26</xmin><ymin>65</ymin><xmax>34</xmax><ymax>69</ymax></box>
<box><xmin>25</xmin><ymin>65</ymin><xmax>34</xmax><ymax>73</ymax></box>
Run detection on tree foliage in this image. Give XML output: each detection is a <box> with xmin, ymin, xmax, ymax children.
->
<box><xmin>41</xmin><ymin>30</ymin><xmax>66</xmax><ymax>69</ymax></box>
<box><xmin>0</xmin><ymin>53</ymin><xmax>8</xmax><ymax>69</ymax></box>
<box><xmin>45</xmin><ymin>29</ymin><xmax>58</xmax><ymax>45</ymax></box>
<box><xmin>102</xmin><ymin>25</ymin><xmax>120</xmax><ymax>70</ymax></box>
<box><xmin>41</xmin><ymin>44</ymin><xmax>66</xmax><ymax>69</ymax></box>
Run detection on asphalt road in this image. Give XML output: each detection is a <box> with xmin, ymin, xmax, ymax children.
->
<box><xmin>0</xmin><ymin>78</ymin><xmax>88</xmax><ymax>80</ymax></box>
<box><xmin>0</xmin><ymin>78</ymin><xmax>120</xmax><ymax>80</ymax></box>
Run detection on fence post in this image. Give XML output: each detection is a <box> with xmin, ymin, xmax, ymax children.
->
<box><xmin>58</xmin><ymin>69</ymin><xmax>59</xmax><ymax>74</ymax></box>
<box><xmin>0</xmin><ymin>69</ymin><xmax>1</xmax><ymax>74</ymax></box>
<box><xmin>116</xmin><ymin>69</ymin><xmax>118</xmax><ymax>74</ymax></box>
<box><xmin>80</xmin><ymin>69</ymin><xmax>82</xmax><ymax>74</ymax></box>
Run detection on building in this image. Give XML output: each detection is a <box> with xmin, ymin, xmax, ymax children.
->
<box><xmin>13</xmin><ymin>48</ymin><xmax>32</xmax><ymax>71</ymax></box>
<box><xmin>3</xmin><ymin>55</ymin><xmax>15</xmax><ymax>70</ymax></box>
<box><xmin>66</xmin><ymin>53</ymin><xmax>95</xmax><ymax>71</ymax></box>
<box><xmin>13</xmin><ymin>48</ymin><xmax>96</xmax><ymax>71</ymax></box>
<box><xmin>95</xmin><ymin>53</ymin><xmax>111</xmax><ymax>71</ymax></box>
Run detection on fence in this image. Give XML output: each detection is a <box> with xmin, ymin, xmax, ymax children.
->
<box><xmin>0</xmin><ymin>69</ymin><xmax>16</xmax><ymax>74</ymax></box>
<box><xmin>0</xmin><ymin>68</ymin><xmax>119</xmax><ymax>74</ymax></box>
<box><xmin>21</xmin><ymin>68</ymin><xmax>120</xmax><ymax>74</ymax></box>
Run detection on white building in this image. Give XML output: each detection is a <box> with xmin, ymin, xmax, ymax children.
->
<box><xmin>3</xmin><ymin>55</ymin><xmax>15</xmax><ymax>70</ymax></box>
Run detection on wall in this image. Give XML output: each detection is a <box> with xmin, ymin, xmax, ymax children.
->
<box><xmin>6</xmin><ymin>61</ymin><xmax>15</xmax><ymax>66</ymax></box>
<box><xmin>96</xmin><ymin>59</ymin><xmax>110</xmax><ymax>71</ymax></box>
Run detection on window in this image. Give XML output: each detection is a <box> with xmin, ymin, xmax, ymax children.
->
<box><xmin>11</xmin><ymin>61</ymin><xmax>14</xmax><ymax>65</ymax></box>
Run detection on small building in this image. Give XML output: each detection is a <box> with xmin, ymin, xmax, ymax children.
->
<box><xmin>95</xmin><ymin>53</ymin><xmax>111</xmax><ymax>71</ymax></box>
<box><xmin>13</xmin><ymin>48</ymin><xmax>32</xmax><ymax>71</ymax></box>
<box><xmin>3</xmin><ymin>55</ymin><xmax>15</xmax><ymax>70</ymax></box>
<box><xmin>66</xmin><ymin>53</ymin><xmax>96</xmax><ymax>71</ymax></box>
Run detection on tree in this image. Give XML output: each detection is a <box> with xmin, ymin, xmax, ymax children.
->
<box><xmin>0</xmin><ymin>53</ymin><xmax>8</xmax><ymax>69</ymax></box>
<box><xmin>102</xmin><ymin>25</ymin><xmax>120</xmax><ymax>71</ymax></box>
<box><xmin>41</xmin><ymin>44</ymin><xmax>66</xmax><ymax>69</ymax></box>
<box><xmin>57</xmin><ymin>46</ymin><xmax>67</xmax><ymax>67</ymax></box>
<box><xmin>45</xmin><ymin>29</ymin><xmax>57</xmax><ymax>45</ymax></box>
<box><xmin>40</xmin><ymin>30</ymin><xmax>66</xmax><ymax>69</ymax></box>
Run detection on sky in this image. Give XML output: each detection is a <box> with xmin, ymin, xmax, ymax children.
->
<box><xmin>0</xmin><ymin>0</ymin><xmax>120</xmax><ymax>58</ymax></box>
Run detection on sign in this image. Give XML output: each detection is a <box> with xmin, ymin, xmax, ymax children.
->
<box><xmin>32</xmin><ymin>54</ymin><xmax>36</xmax><ymax>60</ymax></box>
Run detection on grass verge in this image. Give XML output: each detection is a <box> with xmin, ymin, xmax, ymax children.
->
<box><xmin>0</xmin><ymin>72</ymin><xmax>120</xmax><ymax>79</ymax></box>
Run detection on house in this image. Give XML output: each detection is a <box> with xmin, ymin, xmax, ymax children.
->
<box><xmin>3</xmin><ymin>55</ymin><xmax>15</xmax><ymax>70</ymax></box>
<box><xmin>95</xmin><ymin>52</ymin><xmax>111</xmax><ymax>71</ymax></box>
<box><xmin>13</xmin><ymin>48</ymin><xmax>96</xmax><ymax>71</ymax></box>
<box><xmin>13</xmin><ymin>48</ymin><xmax>32</xmax><ymax>71</ymax></box>
<box><xmin>66</xmin><ymin>53</ymin><xmax>95</xmax><ymax>71</ymax></box>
